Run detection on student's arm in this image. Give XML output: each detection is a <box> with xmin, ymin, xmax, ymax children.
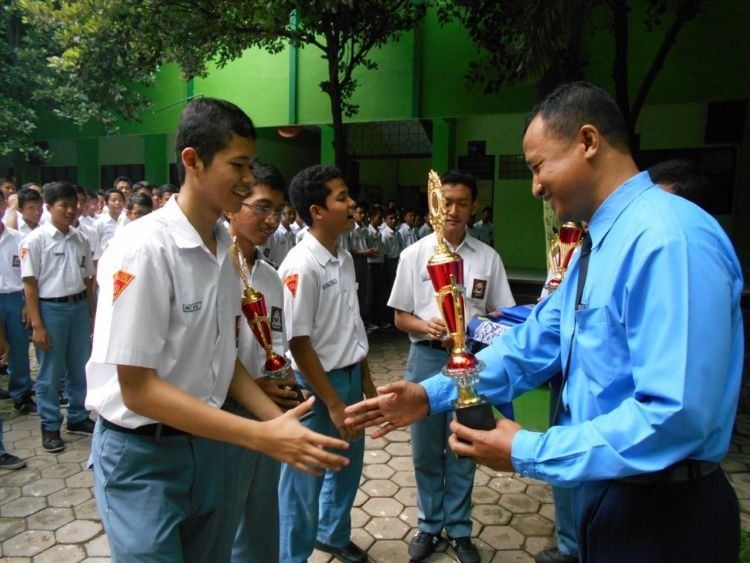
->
<box><xmin>23</xmin><ymin>277</ymin><xmax>50</xmax><ymax>350</ymax></box>
<box><xmin>5</xmin><ymin>195</ymin><xmax>18</xmax><ymax>229</ymax></box>
<box><xmin>228</xmin><ymin>358</ymin><xmax>284</xmax><ymax>420</ymax></box>
<box><xmin>394</xmin><ymin>309</ymin><xmax>446</xmax><ymax>341</ymax></box>
<box><xmin>289</xmin><ymin>335</ymin><xmax>361</xmax><ymax>441</ymax></box>
<box><xmin>118</xmin><ymin>364</ymin><xmax>349</xmax><ymax>475</ymax></box>
<box><xmin>361</xmin><ymin>358</ymin><xmax>377</xmax><ymax>399</ymax></box>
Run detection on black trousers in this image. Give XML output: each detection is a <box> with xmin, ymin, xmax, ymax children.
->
<box><xmin>574</xmin><ymin>468</ymin><xmax>739</xmax><ymax>563</ymax></box>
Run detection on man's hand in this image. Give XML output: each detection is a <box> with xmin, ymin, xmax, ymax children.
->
<box><xmin>21</xmin><ymin>306</ymin><xmax>30</xmax><ymax>329</ymax></box>
<box><xmin>0</xmin><ymin>338</ymin><xmax>9</xmax><ymax>364</ymax></box>
<box><xmin>256</xmin><ymin>397</ymin><xmax>350</xmax><ymax>476</ymax></box>
<box><xmin>256</xmin><ymin>376</ymin><xmax>301</xmax><ymax>410</ymax></box>
<box><xmin>366</xmin><ymin>248</ymin><xmax>379</xmax><ymax>257</ymax></box>
<box><xmin>423</xmin><ymin>317</ymin><xmax>447</xmax><ymax>340</ymax></box>
<box><xmin>447</xmin><ymin>418</ymin><xmax>522</xmax><ymax>472</ymax></box>
<box><xmin>329</xmin><ymin>402</ymin><xmax>362</xmax><ymax>441</ymax></box>
<box><xmin>344</xmin><ymin>381</ymin><xmax>430</xmax><ymax>439</ymax></box>
<box><xmin>32</xmin><ymin>325</ymin><xmax>51</xmax><ymax>351</ymax></box>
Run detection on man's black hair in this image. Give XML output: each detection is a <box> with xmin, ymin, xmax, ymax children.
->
<box><xmin>355</xmin><ymin>200</ymin><xmax>369</xmax><ymax>212</ymax></box>
<box><xmin>288</xmin><ymin>164</ymin><xmax>343</xmax><ymax>227</ymax></box>
<box><xmin>523</xmin><ymin>81</ymin><xmax>630</xmax><ymax>151</ymax></box>
<box><xmin>17</xmin><ymin>187</ymin><xmax>43</xmax><ymax>209</ymax></box>
<box><xmin>441</xmin><ymin>169</ymin><xmax>478</xmax><ymax>201</ymax></box>
<box><xmin>104</xmin><ymin>188</ymin><xmax>125</xmax><ymax>203</ymax></box>
<box><xmin>175</xmin><ymin>97</ymin><xmax>257</xmax><ymax>184</ymax></box>
<box><xmin>21</xmin><ymin>182</ymin><xmax>39</xmax><ymax>191</ymax></box>
<box><xmin>158</xmin><ymin>184</ymin><xmax>178</xmax><ymax>197</ymax></box>
<box><xmin>43</xmin><ymin>181</ymin><xmax>78</xmax><ymax>206</ymax></box>
<box><xmin>648</xmin><ymin>160</ymin><xmax>709</xmax><ymax>205</ymax></box>
<box><xmin>74</xmin><ymin>184</ymin><xmax>87</xmax><ymax>197</ymax></box>
<box><xmin>0</xmin><ymin>176</ymin><xmax>15</xmax><ymax>186</ymax></box>
<box><xmin>127</xmin><ymin>193</ymin><xmax>154</xmax><ymax>211</ymax></box>
<box><xmin>113</xmin><ymin>176</ymin><xmax>132</xmax><ymax>188</ymax></box>
<box><xmin>384</xmin><ymin>208</ymin><xmax>397</xmax><ymax>218</ymax></box>
<box><xmin>251</xmin><ymin>160</ymin><xmax>286</xmax><ymax>196</ymax></box>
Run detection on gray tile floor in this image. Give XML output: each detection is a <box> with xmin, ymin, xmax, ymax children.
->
<box><xmin>1</xmin><ymin>330</ymin><xmax>748</xmax><ymax>562</ymax></box>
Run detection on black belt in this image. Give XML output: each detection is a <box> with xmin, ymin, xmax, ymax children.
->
<box><xmin>619</xmin><ymin>460</ymin><xmax>719</xmax><ymax>484</ymax></box>
<box><xmin>415</xmin><ymin>340</ymin><xmax>448</xmax><ymax>352</ymax></box>
<box><xmin>40</xmin><ymin>290</ymin><xmax>87</xmax><ymax>304</ymax></box>
<box><xmin>101</xmin><ymin>417</ymin><xmax>189</xmax><ymax>437</ymax></box>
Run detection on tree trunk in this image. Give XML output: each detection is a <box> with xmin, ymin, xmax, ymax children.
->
<box><xmin>323</xmin><ymin>36</ymin><xmax>348</xmax><ymax>174</ymax></box>
<box><xmin>611</xmin><ymin>0</ymin><xmax>630</xmax><ymax>126</ymax></box>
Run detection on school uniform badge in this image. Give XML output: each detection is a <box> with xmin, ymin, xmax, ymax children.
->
<box><xmin>20</xmin><ymin>247</ymin><xmax>28</xmax><ymax>261</ymax></box>
<box><xmin>12</xmin><ymin>255</ymin><xmax>19</xmax><ymax>267</ymax></box>
<box><xmin>284</xmin><ymin>274</ymin><xmax>299</xmax><ymax>297</ymax></box>
<box><xmin>270</xmin><ymin>306</ymin><xmax>282</xmax><ymax>332</ymax></box>
<box><xmin>471</xmin><ymin>278</ymin><xmax>487</xmax><ymax>299</ymax></box>
<box><xmin>113</xmin><ymin>270</ymin><xmax>135</xmax><ymax>303</ymax></box>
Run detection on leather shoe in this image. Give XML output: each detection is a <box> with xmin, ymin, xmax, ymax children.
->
<box><xmin>447</xmin><ymin>536</ymin><xmax>480</xmax><ymax>563</ymax></box>
<box><xmin>314</xmin><ymin>541</ymin><xmax>367</xmax><ymax>563</ymax></box>
<box><xmin>535</xmin><ymin>547</ymin><xmax>578</xmax><ymax>563</ymax></box>
<box><xmin>408</xmin><ymin>531</ymin><xmax>439</xmax><ymax>562</ymax></box>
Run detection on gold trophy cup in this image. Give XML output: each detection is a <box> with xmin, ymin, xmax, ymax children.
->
<box><xmin>544</xmin><ymin>222</ymin><xmax>584</xmax><ymax>293</ymax></box>
<box><xmin>426</xmin><ymin>170</ymin><xmax>495</xmax><ymax>431</ymax></box>
<box><xmin>231</xmin><ymin>238</ymin><xmax>305</xmax><ymax>404</ymax></box>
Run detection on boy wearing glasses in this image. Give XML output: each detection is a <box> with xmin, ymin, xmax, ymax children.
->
<box><xmin>262</xmin><ymin>201</ymin><xmax>296</xmax><ymax>268</ymax></box>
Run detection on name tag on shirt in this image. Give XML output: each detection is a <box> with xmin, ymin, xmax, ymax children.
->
<box><xmin>12</xmin><ymin>256</ymin><xmax>19</xmax><ymax>267</ymax></box>
<box><xmin>322</xmin><ymin>279</ymin><xmax>338</xmax><ymax>291</ymax></box>
<box><xmin>183</xmin><ymin>301</ymin><xmax>202</xmax><ymax>313</ymax></box>
<box><xmin>420</xmin><ymin>273</ymin><xmax>431</xmax><ymax>282</ymax></box>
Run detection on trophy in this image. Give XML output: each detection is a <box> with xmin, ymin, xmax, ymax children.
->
<box><xmin>230</xmin><ymin>238</ymin><xmax>305</xmax><ymax>404</ymax></box>
<box><xmin>426</xmin><ymin>170</ymin><xmax>495</xmax><ymax>431</ymax></box>
<box><xmin>544</xmin><ymin>222</ymin><xmax>584</xmax><ymax>293</ymax></box>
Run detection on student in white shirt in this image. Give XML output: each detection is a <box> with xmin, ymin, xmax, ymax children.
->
<box><xmin>385</xmin><ymin>171</ymin><xmax>514</xmax><ymax>563</ymax></box>
<box><xmin>472</xmin><ymin>206</ymin><xmax>494</xmax><ymax>246</ymax></box>
<box><xmin>397</xmin><ymin>206</ymin><xmax>418</xmax><ymax>248</ymax></box>
<box><xmin>347</xmin><ymin>202</ymin><xmax>377</xmax><ymax>319</ymax></box>
<box><xmin>85</xmin><ymin>98</ymin><xmax>348</xmax><ymax>561</ymax></box>
<box><xmin>15</xmin><ymin>187</ymin><xmax>43</xmax><ymax>236</ymax></box>
<box><xmin>364</xmin><ymin>206</ymin><xmax>384</xmax><ymax>331</ymax></box>
<box><xmin>21</xmin><ymin>181</ymin><xmax>96</xmax><ymax>453</ymax></box>
<box><xmin>262</xmin><ymin>200</ymin><xmax>296</xmax><ymax>268</ymax></box>
<box><xmin>380</xmin><ymin>208</ymin><xmax>402</xmax><ymax>328</ymax></box>
<box><xmin>92</xmin><ymin>188</ymin><xmax>124</xmax><ymax>260</ymax></box>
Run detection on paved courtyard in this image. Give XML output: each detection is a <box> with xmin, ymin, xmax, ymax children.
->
<box><xmin>0</xmin><ymin>329</ymin><xmax>749</xmax><ymax>561</ymax></box>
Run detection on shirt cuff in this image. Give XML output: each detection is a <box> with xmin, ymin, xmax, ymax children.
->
<box><xmin>510</xmin><ymin>428</ymin><xmax>543</xmax><ymax>479</ymax></box>
<box><xmin>420</xmin><ymin>373</ymin><xmax>458</xmax><ymax>415</ymax></box>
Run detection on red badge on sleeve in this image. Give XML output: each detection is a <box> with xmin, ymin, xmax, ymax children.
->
<box><xmin>20</xmin><ymin>247</ymin><xmax>28</xmax><ymax>261</ymax></box>
<box><xmin>113</xmin><ymin>270</ymin><xmax>135</xmax><ymax>303</ymax></box>
<box><xmin>283</xmin><ymin>274</ymin><xmax>299</xmax><ymax>297</ymax></box>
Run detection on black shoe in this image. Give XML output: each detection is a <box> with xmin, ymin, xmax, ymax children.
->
<box><xmin>13</xmin><ymin>393</ymin><xmax>38</xmax><ymax>415</ymax></box>
<box><xmin>408</xmin><ymin>531</ymin><xmax>439</xmax><ymax>562</ymax></box>
<box><xmin>447</xmin><ymin>536</ymin><xmax>480</xmax><ymax>563</ymax></box>
<box><xmin>59</xmin><ymin>391</ymin><xmax>69</xmax><ymax>407</ymax></box>
<box><xmin>66</xmin><ymin>417</ymin><xmax>95</xmax><ymax>435</ymax></box>
<box><xmin>41</xmin><ymin>428</ymin><xmax>65</xmax><ymax>452</ymax></box>
<box><xmin>314</xmin><ymin>541</ymin><xmax>367</xmax><ymax>563</ymax></box>
<box><xmin>535</xmin><ymin>547</ymin><xmax>579</xmax><ymax>563</ymax></box>
<box><xmin>0</xmin><ymin>453</ymin><xmax>27</xmax><ymax>470</ymax></box>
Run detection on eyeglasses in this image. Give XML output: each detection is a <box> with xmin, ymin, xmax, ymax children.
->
<box><xmin>242</xmin><ymin>203</ymin><xmax>283</xmax><ymax>220</ymax></box>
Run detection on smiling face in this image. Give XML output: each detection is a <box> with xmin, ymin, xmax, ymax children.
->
<box><xmin>228</xmin><ymin>184</ymin><xmax>284</xmax><ymax>249</ymax></box>
<box><xmin>523</xmin><ymin>115</ymin><xmax>593</xmax><ymax>222</ymax></box>
<box><xmin>441</xmin><ymin>182</ymin><xmax>476</xmax><ymax>241</ymax></box>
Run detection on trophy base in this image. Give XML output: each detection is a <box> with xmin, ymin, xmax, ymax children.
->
<box><xmin>455</xmin><ymin>399</ymin><xmax>496</xmax><ymax>431</ymax></box>
<box><xmin>286</xmin><ymin>384</ymin><xmax>307</xmax><ymax>405</ymax></box>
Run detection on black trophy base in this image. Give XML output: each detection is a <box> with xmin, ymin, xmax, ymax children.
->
<box><xmin>455</xmin><ymin>399</ymin><xmax>496</xmax><ymax>431</ymax></box>
<box><xmin>287</xmin><ymin>384</ymin><xmax>314</xmax><ymax>421</ymax></box>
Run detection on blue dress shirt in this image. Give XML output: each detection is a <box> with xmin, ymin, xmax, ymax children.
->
<box><xmin>422</xmin><ymin>172</ymin><xmax>744</xmax><ymax>487</ymax></box>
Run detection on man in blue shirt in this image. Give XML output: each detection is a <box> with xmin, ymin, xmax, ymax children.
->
<box><xmin>346</xmin><ymin>82</ymin><xmax>743</xmax><ymax>563</ymax></box>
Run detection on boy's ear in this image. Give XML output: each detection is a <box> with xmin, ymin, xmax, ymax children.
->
<box><xmin>181</xmin><ymin>147</ymin><xmax>202</xmax><ymax>176</ymax></box>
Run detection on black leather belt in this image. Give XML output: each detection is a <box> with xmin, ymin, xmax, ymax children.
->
<box><xmin>40</xmin><ymin>290</ymin><xmax>87</xmax><ymax>303</ymax></box>
<box><xmin>415</xmin><ymin>340</ymin><xmax>448</xmax><ymax>352</ymax></box>
<box><xmin>101</xmin><ymin>417</ymin><xmax>189</xmax><ymax>437</ymax></box>
<box><xmin>619</xmin><ymin>460</ymin><xmax>719</xmax><ymax>484</ymax></box>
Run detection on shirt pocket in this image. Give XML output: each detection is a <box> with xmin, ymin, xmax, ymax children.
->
<box><xmin>573</xmin><ymin>306</ymin><xmax>624</xmax><ymax>391</ymax></box>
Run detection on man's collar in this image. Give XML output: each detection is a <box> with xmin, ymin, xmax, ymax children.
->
<box><xmin>588</xmin><ymin>171</ymin><xmax>653</xmax><ymax>250</ymax></box>
<box><xmin>302</xmin><ymin>232</ymin><xmax>339</xmax><ymax>266</ymax></box>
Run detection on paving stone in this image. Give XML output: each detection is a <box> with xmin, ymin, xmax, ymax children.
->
<box><xmin>70</xmin><ymin>437</ymin><xmax>94</xmax><ymax>451</ymax></box>
<box><xmin>722</xmin><ymin>457</ymin><xmax>748</xmax><ymax>473</ymax></box>
<box><xmin>84</xmin><ymin>533</ymin><xmax>110</xmax><ymax>557</ymax></box>
<box><xmin>0</xmin><ymin>486</ymin><xmax>21</xmax><ymax>504</ymax></box>
<box><xmin>364</xmin><ymin>450</ymin><xmax>391</xmax><ymax>464</ymax></box>
<box><xmin>538</xmin><ymin>503</ymin><xmax>555</xmax><ymax>522</ymax></box>
<box><xmin>11</xmin><ymin>436</ymin><xmax>41</xmax><ymax>450</ymax></box>
<box><xmin>48</xmin><ymin>488</ymin><xmax>91</xmax><ymax>508</ymax></box>
<box><xmin>308</xmin><ymin>548</ymin><xmax>333</xmax><ymax>562</ymax></box>
<box><xmin>74</xmin><ymin>498</ymin><xmax>101</xmax><ymax>521</ymax></box>
<box><xmin>491</xmin><ymin>549</ymin><xmax>535</xmax><ymax>562</ymax></box>
<box><xmin>21</xmin><ymin>478</ymin><xmax>65</xmax><ymax>497</ymax></box>
<box><xmin>524</xmin><ymin>535</ymin><xmax>555</xmax><ymax>555</ymax></box>
<box><xmin>351</xmin><ymin>527</ymin><xmax>374</xmax><ymax>551</ymax></box>
<box><xmin>65</xmin><ymin>471</ymin><xmax>94</xmax><ymax>489</ymax></box>
<box><xmin>488</xmin><ymin>476</ymin><xmax>527</xmax><ymax>494</ymax></box>
<box><xmin>445</xmin><ymin>537</ymin><xmax>495</xmax><ymax>562</ymax></box>
<box><xmin>365</xmin><ymin>517</ymin><xmax>410</xmax><ymax>540</ymax></box>
<box><xmin>2</xmin><ymin>530</ymin><xmax>55</xmax><ymax>556</ymax></box>
<box><xmin>394</xmin><ymin>486</ymin><xmax>417</xmax><ymax>506</ymax></box>
<box><xmin>398</xmin><ymin>505</ymin><xmax>419</xmax><ymax>527</ymax></box>
<box><xmin>730</xmin><ymin>472</ymin><xmax>750</xmax><ymax>499</ymax></box>
<box><xmin>525</xmin><ymin>484</ymin><xmax>553</xmax><ymax>504</ymax></box>
<box><xmin>498</xmin><ymin>494</ymin><xmax>540</xmax><ymax>514</ymax></box>
<box><xmin>472</xmin><ymin>486</ymin><xmax>501</xmax><ymax>505</ymax></box>
<box><xmin>391</xmin><ymin>471</ymin><xmax>417</xmax><ymax>487</ymax></box>
<box><xmin>741</xmin><ymin>510</ymin><xmax>750</xmax><ymax>533</ymax></box>
<box><xmin>352</xmin><ymin>489</ymin><xmax>369</xmax><ymax>508</ymax></box>
<box><xmin>360</xmin><ymin>479</ymin><xmax>398</xmax><ymax>498</ymax></box>
<box><xmin>479</xmin><ymin>525</ymin><xmax>525</xmax><ymax>550</ymax></box>
<box><xmin>0</xmin><ymin>470</ymin><xmax>41</xmax><ymax>487</ymax></box>
<box><xmin>82</xmin><ymin>558</ymin><xmax>111</xmax><ymax>563</ymax></box>
<box><xmin>56</xmin><ymin>520</ymin><xmax>102</xmax><ymax>543</ymax></box>
<box><xmin>350</xmin><ymin>506</ymin><xmax>371</xmax><ymax>528</ymax></box>
<box><xmin>517</xmin><ymin>476</ymin><xmax>546</xmax><ymax>486</ymax></box>
<box><xmin>56</xmin><ymin>449</ymin><xmax>90</xmax><ymax>464</ymax></box>
<box><xmin>41</xmin><ymin>463</ymin><xmax>81</xmax><ymax>480</ymax></box>
<box><xmin>26</xmin><ymin>507</ymin><xmax>75</xmax><ymax>531</ymax></box>
<box><xmin>386</xmin><ymin>456</ymin><xmax>414</xmax><ymax>471</ymax></box>
<box><xmin>366</xmin><ymin>538</ymin><xmax>409</xmax><ymax>561</ymax></box>
<box><xmin>34</xmin><ymin>544</ymin><xmax>86</xmax><ymax>562</ymax></box>
<box><xmin>362</xmin><ymin>463</ymin><xmax>395</xmax><ymax>480</ymax></box>
<box><xmin>3</xmin><ymin>430</ymin><xmax>31</xmax><ymax>442</ymax></box>
<box><xmin>474</xmin><ymin>470</ymin><xmax>491</xmax><ymax>486</ymax></box>
<box><xmin>21</xmin><ymin>456</ymin><xmax>57</xmax><ymax>471</ymax></box>
<box><xmin>0</xmin><ymin>518</ymin><xmax>26</xmax><ymax>542</ymax></box>
<box><xmin>510</xmin><ymin>514</ymin><xmax>554</xmax><ymax>537</ymax></box>
<box><xmin>0</xmin><ymin>495</ymin><xmax>46</xmax><ymax>517</ymax></box>
<box><xmin>384</xmin><ymin>430</ymin><xmax>410</xmax><ymax>443</ymax></box>
<box><xmin>362</xmin><ymin>497</ymin><xmax>404</xmax><ymax>518</ymax></box>
<box><xmin>384</xmin><ymin>442</ymin><xmax>412</xmax><ymax>457</ymax></box>
<box><xmin>472</xmin><ymin>504</ymin><xmax>512</xmax><ymax>526</ymax></box>
<box><xmin>8</xmin><ymin>419</ymin><xmax>40</xmax><ymax>432</ymax></box>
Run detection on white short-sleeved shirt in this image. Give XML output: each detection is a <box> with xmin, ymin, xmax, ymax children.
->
<box><xmin>17</xmin><ymin>216</ymin><xmax>35</xmax><ymax>237</ymax></box>
<box><xmin>348</xmin><ymin>223</ymin><xmax>369</xmax><ymax>255</ymax></box>
<box><xmin>79</xmin><ymin>215</ymin><xmax>96</xmax><ymax>228</ymax></box>
<box><xmin>417</xmin><ymin>223</ymin><xmax>432</xmax><ymax>239</ymax></box>
<box><xmin>473</xmin><ymin>220</ymin><xmax>494</xmax><ymax>245</ymax></box>
<box><xmin>238</xmin><ymin>255</ymin><xmax>287</xmax><ymax>379</ymax></box>
<box><xmin>0</xmin><ymin>227</ymin><xmax>24</xmax><ymax>293</ymax></box>
<box><xmin>20</xmin><ymin>222</ymin><xmax>94</xmax><ymax>298</ymax></box>
<box><xmin>85</xmin><ymin>197</ymin><xmax>242</xmax><ymax>428</ymax></box>
<box><xmin>388</xmin><ymin>232</ymin><xmax>515</xmax><ymax>343</ymax></box>
<box><xmin>278</xmin><ymin>233</ymin><xmax>368</xmax><ymax>372</ymax></box>
<box><xmin>261</xmin><ymin>225</ymin><xmax>295</xmax><ymax>269</ymax></box>
<box><xmin>93</xmin><ymin>212</ymin><xmax>118</xmax><ymax>260</ymax></box>
<box><xmin>295</xmin><ymin>225</ymin><xmax>309</xmax><ymax>244</ymax></box>
<box><xmin>381</xmin><ymin>225</ymin><xmax>402</xmax><ymax>259</ymax></box>
<box><xmin>76</xmin><ymin>222</ymin><xmax>99</xmax><ymax>261</ymax></box>
<box><xmin>366</xmin><ymin>225</ymin><xmax>384</xmax><ymax>264</ymax></box>
<box><xmin>398</xmin><ymin>222</ymin><xmax>417</xmax><ymax>248</ymax></box>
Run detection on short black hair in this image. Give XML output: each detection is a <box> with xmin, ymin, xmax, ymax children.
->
<box><xmin>158</xmin><ymin>183</ymin><xmax>178</xmax><ymax>197</ymax></box>
<box><xmin>523</xmin><ymin>81</ymin><xmax>630</xmax><ymax>151</ymax></box>
<box><xmin>74</xmin><ymin>184</ymin><xmax>87</xmax><ymax>197</ymax></box>
<box><xmin>441</xmin><ymin>169</ymin><xmax>478</xmax><ymax>201</ymax></box>
<box><xmin>105</xmin><ymin>188</ymin><xmax>125</xmax><ymax>203</ymax></box>
<box><xmin>648</xmin><ymin>160</ymin><xmax>708</xmax><ymax>205</ymax></box>
<box><xmin>175</xmin><ymin>97</ymin><xmax>257</xmax><ymax>184</ymax></box>
<box><xmin>251</xmin><ymin>160</ymin><xmax>286</xmax><ymax>196</ymax></box>
<box><xmin>113</xmin><ymin>176</ymin><xmax>132</xmax><ymax>188</ymax></box>
<box><xmin>0</xmin><ymin>176</ymin><xmax>15</xmax><ymax>186</ymax></box>
<box><xmin>43</xmin><ymin>181</ymin><xmax>78</xmax><ymax>205</ymax></box>
<box><xmin>17</xmin><ymin>187</ymin><xmax>43</xmax><ymax>208</ymax></box>
<box><xmin>127</xmin><ymin>193</ymin><xmax>154</xmax><ymax>211</ymax></box>
<box><xmin>21</xmin><ymin>182</ymin><xmax>38</xmax><ymax>190</ymax></box>
<box><xmin>384</xmin><ymin>208</ymin><xmax>397</xmax><ymax>219</ymax></box>
<box><xmin>355</xmin><ymin>200</ymin><xmax>369</xmax><ymax>212</ymax></box>
<box><xmin>288</xmin><ymin>164</ymin><xmax>343</xmax><ymax>226</ymax></box>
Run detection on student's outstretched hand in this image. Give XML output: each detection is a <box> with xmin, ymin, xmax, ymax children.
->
<box><xmin>344</xmin><ymin>381</ymin><xmax>430</xmax><ymax>439</ymax></box>
<box><xmin>257</xmin><ymin>396</ymin><xmax>350</xmax><ymax>476</ymax></box>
